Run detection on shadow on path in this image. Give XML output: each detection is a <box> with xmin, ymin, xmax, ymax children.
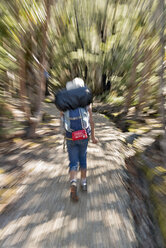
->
<box><xmin>0</xmin><ymin>107</ymin><xmax>138</xmax><ymax>248</ymax></box>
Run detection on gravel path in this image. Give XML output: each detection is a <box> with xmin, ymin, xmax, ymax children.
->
<box><xmin>0</xmin><ymin>104</ymin><xmax>138</xmax><ymax>248</ymax></box>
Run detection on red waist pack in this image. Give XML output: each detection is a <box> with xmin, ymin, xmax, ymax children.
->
<box><xmin>72</xmin><ymin>129</ymin><xmax>88</xmax><ymax>141</ymax></box>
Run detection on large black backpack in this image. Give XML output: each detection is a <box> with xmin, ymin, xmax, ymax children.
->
<box><xmin>55</xmin><ymin>86</ymin><xmax>92</xmax><ymax>112</ymax></box>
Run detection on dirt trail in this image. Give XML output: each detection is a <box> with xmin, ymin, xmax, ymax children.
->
<box><xmin>0</xmin><ymin>104</ymin><xmax>138</xmax><ymax>248</ymax></box>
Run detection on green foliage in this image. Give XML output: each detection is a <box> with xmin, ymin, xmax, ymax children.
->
<box><xmin>44</xmin><ymin>98</ymin><xmax>53</xmax><ymax>103</ymax></box>
<box><xmin>0</xmin><ymin>102</ymin><xmax>13</xmax><ymax>118</ymax></box>
<box><xmin>0</xmin><ymin>0</ymin><xmax>165</xmax><ymax>118</ymax></box>
<box><xmin>106</xmin><ymin>94</ymin><xmax>125</xmax><ymax>106</ymax></box>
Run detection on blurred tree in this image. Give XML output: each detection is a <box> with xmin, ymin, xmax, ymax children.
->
<box><xmin>0</xmin><ymin>0</ymin><xmax>165</xmax><ymax>138</ymax></box>
<box><xmin>158</xmin><ymin>0</ymin><xmax>166</xmax><ymax>166</ymax></box>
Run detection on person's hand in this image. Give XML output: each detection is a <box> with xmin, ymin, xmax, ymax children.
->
<box><xmin>91</xmin><ymin>137</ymin><xmax>98</xmax><ymax>144</ymax></box>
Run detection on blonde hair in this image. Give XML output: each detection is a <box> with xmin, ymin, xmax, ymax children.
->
<box><xmin>66</xmin><ymin>77</ymin><xmax>84</xmax><ymax>90</ymax></box>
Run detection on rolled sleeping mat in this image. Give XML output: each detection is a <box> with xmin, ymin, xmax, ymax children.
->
<box><xmin>55</xmin><ymin>86</ymin><xmax>93</xmax><ymax>111</ymax></box>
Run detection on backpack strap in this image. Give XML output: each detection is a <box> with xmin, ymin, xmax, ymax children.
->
<box><xmin>63</xmin><ymin>110</ymin><xmax>73</xmax><ymax>132</ymax></box>
<box><xmin>63</xmin><ymin>107</ymin><xmax>90</xmax><ymax>134</ymax></box>
<box><xmin>79</xmin><ymin>108</ymin><xmax>86</xmax><ymax>130</ymax></box>
<box><xmin>63</xmin><ymin>109</ymin><xmax>82</xmax><ymax>132</ymax></box>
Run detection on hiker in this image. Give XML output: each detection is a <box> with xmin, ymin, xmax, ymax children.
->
<box><xmin>60</xmin><ymin>77</ymin><xmax>98</xmax><ymax>202</ymax></box>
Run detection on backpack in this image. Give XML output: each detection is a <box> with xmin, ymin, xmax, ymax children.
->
<box><xmin>63</xmin><ymin>107</ymin><xmax>91</xmax><ymax>139</ymax></box>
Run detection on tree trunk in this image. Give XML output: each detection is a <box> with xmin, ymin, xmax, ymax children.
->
<box><xmin>100</xmin><ymin>0</ymin><xmax>110</xmax><ymax>95</ymax></box>
<box><xmin>159</xmin><ymin>0</ymin><xmax>166</xmax><ymax>131</ymax></box>
<box><xmin>102</xmin><ymin>73</ymin><xmax>107</xmax><ymax>92</ymax></box>
<box><xmin>19</xmin><ymin>36</ymin><xmax>31</xmax><ymax>122</ymax></box>
<box><xmin>124</xmin><ymin>33</ymin><xmax>144</xmax><ymax>113</ymax></box>
<box><xmin>124</xmin><ymin>49</ymin><xmax>139</xmax><ymax>113</ymax></box>
<box><xmin>101</xmin><ymin>0</ymin><xmax>109</xmax><ymax>43</ymax></box>
<box><xmin>74</xmin><ymin>1</ymin><xmax>88</xmax><ymax>80</ymax></box>
<box><xmin>136</xmin><ymin>49</ymin><xmax>152</xmax><ymax>116</ymax></box>
<box><xmin>111</xmin><ymin>0</ymin><xmax>119</xmax><ymax>35</ymax></box>
<box><xmin>27</xmin><ymin>0</ymin><xmax>51</xmax><ymax>138</ymax></box>
<box><xmin>38</xmin><ymin>0</ymin><xmax>51</xmax><ymax>107</ymax></box>
<box><xmin>26</xmin><ymin>120</ymin><xmax>38</xmax><ymax>138</ymax></box>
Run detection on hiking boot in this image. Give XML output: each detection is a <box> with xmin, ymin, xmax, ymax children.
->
<box><xmin>70</xmin><ymin>185</ymin><xmax>79</xmax><ymax>202</ymax></box>
<box><xmin>80</xmin><ymin>182</ymin><xmax>87</xmax><ymax>192</ymax></box>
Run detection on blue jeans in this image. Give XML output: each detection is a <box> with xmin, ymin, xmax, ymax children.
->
<box><xmin>66</xmin><ymin>138</ymin><xmax>89</xmax><ymax>171</ymax></box>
